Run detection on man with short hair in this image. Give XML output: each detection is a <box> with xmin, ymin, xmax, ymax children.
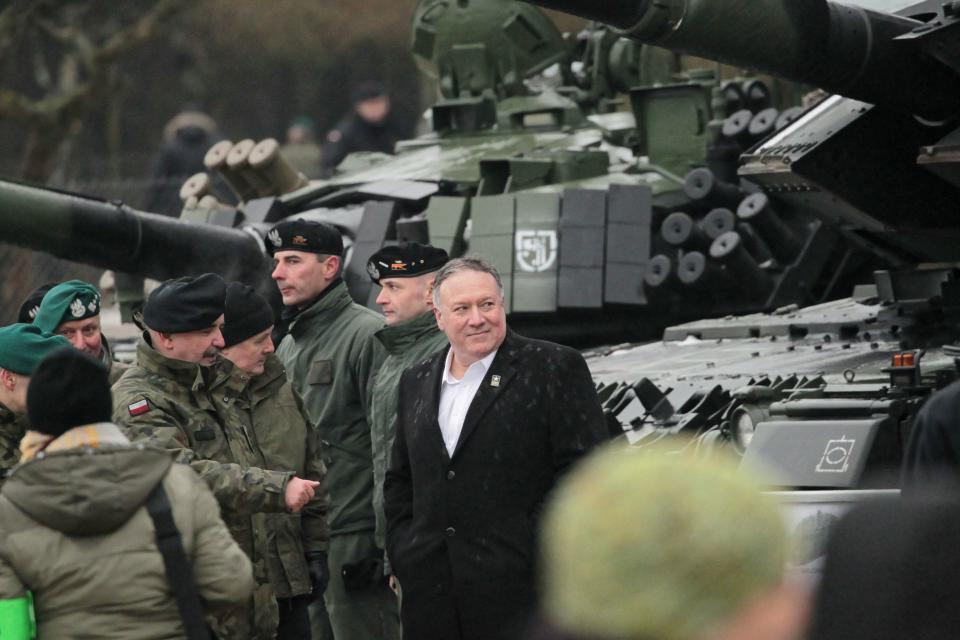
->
<box><xmin>366</xmin><ymin>243</ymin><xmax>449</xmax><ymax>558</ymax></box>
<box><xmin>269</xmin><ymin>219</ymin><xmax>398</xmax><ymax>640</ymax></box>
<box><xmin>384</xmin><ymin>257</ymin><xmax>609</xmax><ymax>640</ymax></box>
<box><xmin>0</xmin><ymin>347</ymin><xmax>254</xmax><ymax>638</ymax></box>
<box><xmin>113</xmin><ymin>273</ymin><xmax>320</xmax><ymax>640</ymax></box>
<box><xmin>32</xmin><ymin>279</ymin><xmax>129</xmax><ymax>384</ymax></box>
<box><xmin>0</xmin><ymin>324</ymin><xmax>70</xmax><ymax>487</ymax></box>
<box><xmin>217</xmin><ymin>281</ymin><xmax>331</xmax><ymax>639</ymax></box>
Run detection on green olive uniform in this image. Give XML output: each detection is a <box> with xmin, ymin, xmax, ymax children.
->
<box><xmin>276</xmin><ymin>280</ymin><xmax>399</xmax><ymax>640</ymax></box>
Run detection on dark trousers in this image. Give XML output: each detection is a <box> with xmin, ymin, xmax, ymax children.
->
<box><xmin>277</xmin><ymin>594</ymin><xmax>313</xmax><ymax>640</ymax></box>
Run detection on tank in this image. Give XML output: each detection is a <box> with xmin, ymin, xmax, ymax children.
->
<box><xmin>1</xmin><ymin>0</ymin><xmax>819</xmax><ymax>346</ymax></box>
<box><xmin>519</xmin><ymin>0</ymin><xmax>960</xmax><ymax>510</ymax></box>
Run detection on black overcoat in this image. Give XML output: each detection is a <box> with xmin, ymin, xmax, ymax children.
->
<box><xmin>384</xmin><ymin>331</ymin><xmax>609</xmax><ymax>640</ymax></box>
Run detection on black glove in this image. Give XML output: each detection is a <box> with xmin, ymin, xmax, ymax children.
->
<box><xmin>306</xmin><ymin>552</ymin><xmax>330</xmax><ymax>596</ymax></box>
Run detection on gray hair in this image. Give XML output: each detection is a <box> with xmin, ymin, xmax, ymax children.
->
<box><xmin>432</xmin><ymin>256</ymin><xmax>504</xmax><ymax>309</ymax></box>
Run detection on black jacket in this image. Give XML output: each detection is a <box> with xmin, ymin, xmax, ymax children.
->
<box><xmin>901</xmin><ymin>380</ymin><xmax>960</xmax><ymax>492</ymax></box>
<box><xmin>384</xmin><ymin>331</ymin><xmax>608</xmax><ymax>640</ymax></box>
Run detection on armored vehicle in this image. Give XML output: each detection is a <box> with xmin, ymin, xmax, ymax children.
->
<box><xmin>2</xmin><ymin>0</ymin><xmax>822</xmax><ymax>346</ymax></box>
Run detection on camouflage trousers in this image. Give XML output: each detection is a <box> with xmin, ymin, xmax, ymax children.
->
<box><xmin>211</xmin><ymin>558</ymin><xmax>279</xmax><ymax>639</ymax></box>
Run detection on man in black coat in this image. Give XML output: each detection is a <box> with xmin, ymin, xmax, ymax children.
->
<box><xmin>384</xmin><ymin>257</ymin><xmax>609</xmax><ymax>640</ymax></box>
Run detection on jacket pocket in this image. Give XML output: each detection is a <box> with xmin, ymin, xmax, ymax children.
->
<box><xmin>308</xmin><ymin>360</ymin><xmax>333</xmax><ymax>385</ymax></box>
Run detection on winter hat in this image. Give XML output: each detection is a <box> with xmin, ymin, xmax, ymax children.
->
<box><xmin>541</xmin><ymin>444</ymin><xmax>787</xmax><ymax>640</ymax></box>
<box><xmin>27</xmin><ymin>347</ymin><xmax>112</xmax><ymax>436</ymax></box>
<box><xmin>222</xmin><ymin>283</ymin><xmax>275</xmax><ymax>347</ymax></box>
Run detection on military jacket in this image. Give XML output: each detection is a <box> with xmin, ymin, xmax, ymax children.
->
<box><xmin>368</xmin><ymin>311</ymin><xmax>447</xmax><ymax>549</ymax></box>
<box><xmin>217</xmin><ymin>354</ymin><xmax>331</xmax><ymax>599</ymax></box>
<box><xmin>0</xmin><ymin>402</ymin><xmax>26</xmax><ymax>490</ymax></box>
<box><xmin>102</xmin><ymin>335</ymin><xmax>131</xmax><ymax>386</ymax></box>
<box><xmin>112</xmin><ymin>338</ymin><xmax>293</xmax><ymax>639</ymax></box>
<box><xmin>276</xmin><ymin>281</ymin><xmax>385</xmax><ymax>536</ymax></box>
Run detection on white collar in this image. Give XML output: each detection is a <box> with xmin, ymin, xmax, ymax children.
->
<box><xmin>442</xmin><ymin>347</ymin><xmax>498</xmax><ymax>384</ymax></box>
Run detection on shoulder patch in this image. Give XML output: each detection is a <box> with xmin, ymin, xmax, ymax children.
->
<box><xmin>128</xmin><ymin>399</ymin><xmax>151</xmax><ymax>416</ymax></box>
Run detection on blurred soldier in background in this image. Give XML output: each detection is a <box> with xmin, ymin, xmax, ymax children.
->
<box><xmin>365</xmin><ymin>242</ymin><xmax>449</xmax><ymax>576</ymax></box>
<box><xmin>282</xmin><ymin>116</ymin><xmax>323</xmax><ymax>179</ymax></box>
<box><xmin>321</xmin><ymin>82</ymin><xmax>404</xmax><ymax>177</ymax></box>
<box><xmin>0</xmin><ymin>347</ymin><xmax>254</xmax><ymax>639</ymax></box>
<box><xmin>144</xmin><ymin>109</ymin><xmax>221</xmax><ymax>216</ymax></box>
<box><xmin>113</xmin><ymin>273</ymin><xmax>320</xmax><ymax>639</ymax></box>
<box><xmin>32</xmin><ymin>279</ymin><xmax>130</xmax><ymax>384</ymax></box>
<box><xmin>218</xmin><ymin>282</ymin><xmax>332</xmax><ymax>639</ymax></box>
<box><xmin>0</xmin><ymin>324</ymin><xmax>69</xmax><ymax>488</ymax></box>
<box><xmin>269</xmin><ymin>220</ymin><xmax>398</xmax><ymax>640</ymax></box>
<box><xmin>532</xmin><ymin>446</ymin><xmax>809</xmax><ymax>640</ymax></box>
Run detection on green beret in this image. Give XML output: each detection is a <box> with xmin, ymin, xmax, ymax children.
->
<box><xmin>366</xmin><ymin>243</ymin><xmax>449</xmax><ymax>284</ymax></box>
<box><xmin>541</xmin><ymin>444</ymin><xmax>787</xmax><ymax>640</ymax></box>
<box><xmin>0</xmin><ymin>324</ymin><xmax>71</xmax><ymax>375</ymax></box>
<box><xmin>267</xmin><ymin>220</ymin><xmax>343</xmax><ymax>257</ymax></box>
<box><xmin>33</xmin><ymin>280</ymin><xmax>101</xmax><ymax>332</ymax></box>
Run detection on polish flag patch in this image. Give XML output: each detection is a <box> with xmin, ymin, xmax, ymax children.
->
<box><xmin>128</xmin><ymin>399</ymin><xmax>151</xmax><ymax>416</ymax></box>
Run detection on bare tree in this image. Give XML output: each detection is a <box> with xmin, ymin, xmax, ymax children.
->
<box><xmin>0</xmin><ymin>0</ymin><xmax>189</xmax><ymax>182</ymax></box>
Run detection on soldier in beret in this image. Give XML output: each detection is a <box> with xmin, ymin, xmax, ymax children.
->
<box><xmin>32</xmin><ymin>279</ymin><xmax>129</xmax><ymax>384</ymax></box>
<box><xmin>215</xmin><ymin>282</ymin><xmax>331</xmax><ymax>639</ymax></box>
<box><xmin>268</xmin><ymin>219</ymin><xmax>397</xmax><ymax>640</ymax></box>
<box><xmin>0</xmin><ymin>323</ymin><xmax>70</xmax><ymax>488</ymax></box>
<box><xmin>16</xmin><ymin>282</ymin><xmax>56</xmax><ymax>324</ymax></box>
<box><xmin>113</xmin><ymin>273</ymin><xmax>321</xmax><ymax>640</ymax></box>
<box><xmin>365</xmin><ymin>243</ymin><xmax>449</xmax><ymax>576</ymax></box>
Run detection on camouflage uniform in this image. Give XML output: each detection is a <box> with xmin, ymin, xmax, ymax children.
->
<box><xmin>368</xmin><ymin>311</ymin><xmax>447</xmax><ymax>552</ymax></box>
<box><xmin>216</xmin><ymin>354</ymin><xmax>330</xmax><ymax>600</ymax></box>
<box><xmin>0</xmin><ymin>402</ymin><xmax>27</xmax><ymax>491</ymax></box>
<box><xmin>112</xmin><ymin>338</ymin><xmax>294</xmax><ymax>640</ymax></box>
<box><xmin>276</xmin><ymin>281</ymin><xmax>398</xmax><ymax>640</ymax></box>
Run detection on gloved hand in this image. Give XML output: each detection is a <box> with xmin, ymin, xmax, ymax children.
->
<box><xmin>306</xmin><ymin>552</ymin><xmax>330</xmax><ymax>596</ymax></box>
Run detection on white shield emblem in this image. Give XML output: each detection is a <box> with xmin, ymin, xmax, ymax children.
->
<box><xmin>515</xmin><ymin>230</ymin><xmax>558</xmax><ymax>273</ymax></box>
<box><xmin>268</xmin><ymin>229</ymin><xmax>283</xmax><ymax>248</ymax></box>
<box><xmin>70</xmin><ymin>298</ymin><xmax>86</xmax><ymax>318</ymax></box>
<box><xmin>366</xmin><ymin>261</ymin><xmax>380</xmax><ymax>280</ymax></box>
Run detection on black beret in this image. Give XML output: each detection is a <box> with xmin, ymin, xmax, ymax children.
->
<box><xmin>17</xmin><ymin>283</ymin><xmax>57</xmax><ymax>324</ymax></box>
<box><xmin>222</xmin><ymin>283</ymin><xmax>275</xmax><ymax>347</ymax></box>
<box><xmin>266</xmin><ymin>220</ymin><xmax>343</xmax><ymax>257</ymax></box>
<box><xmin>28</xmin><ymin>347</ymin><xmax>112</xmax><ymax>437</ymax></box>
<box><xmin>366</xmin><ymin>243</ymin><xmax>449</xmax><ymax>284</ymax></box>
<box><xmin>143</xmin><ymin>273</ymin><xmax>226</xmax><ymax>334</ymax></box>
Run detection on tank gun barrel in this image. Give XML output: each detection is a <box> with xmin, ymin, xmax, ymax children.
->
<box><xmin>520</xmin><ymin>0</ymin><xmax>960</xmax><ymax>121</ymax></box>
<box><xmin>0</xmin><ymin>179</ymin><xmax>271</xmax><ymax>287</ymax></box>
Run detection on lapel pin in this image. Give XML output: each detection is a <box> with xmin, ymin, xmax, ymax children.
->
<box><xmin>491</xmin><ymin>375</ymin><xmax>501</xmax><ymax>387</ymax></box>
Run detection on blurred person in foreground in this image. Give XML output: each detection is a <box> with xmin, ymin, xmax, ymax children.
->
<box><xmin>807</xmin><ymin>491</ymin><xmax>960</xmax><ymax>640</ymax></box>
<box><xmin>532</xmin><ymin>445</ymin><xmax>809</xmax><ymax>640</ymax></box>
<box><xmin>0</xmin><ymin>347</ymin><xmax>253</xmax><ymax>638</ymax></box>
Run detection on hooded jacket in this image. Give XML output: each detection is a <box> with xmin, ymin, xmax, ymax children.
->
<box><xmin>0</xmin><ymin>423</ymin><xmax>253</xmax><ymax>639</ymax></box>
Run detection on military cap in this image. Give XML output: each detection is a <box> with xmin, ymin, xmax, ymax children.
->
<box><xmin>16</xmin><ymin>282</ymin><xmax>57</xmax><ymax>324</ymax></box>
<box><xmin>27</xmin><ymin>347</ymin><xmax>112</xmax><ymax>437</ymax></box>
<box><xmin>366</xmin><ymin>242</ymin><xmax>449</xmax><ymax>284</ymax></box>
<box><xmin>142</xmin><ymin>273</ymin><xmax>226</xmax><ymax>334</ymax></box>
<box><xmin>541</xmin><ymin>444</ymin><xmax>786</xmax><ymax>640</ymax></box>
<box><xmin>33</xmin><ymin>280</ymin><xmax>101</xmax><ymax>333</ymax></box>
<box><xmin>222</xmin><ymin>282</ymin><xmax>275</xmax><ymax>347</ymax></box>
<box><xmin>266</xmin><ymin>219</ymin><xmax>343</xmax><ymax>257</ymax></box>
<box><xmin>0</xmin><ymin>324</ymin><xmax>71</xmax><ymax>375</ymax></box>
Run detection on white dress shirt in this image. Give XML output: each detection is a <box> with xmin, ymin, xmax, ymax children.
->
<box><xmin>437</xmin><ymin>348</ymin><xmax>498</xmax><ymax>456</ymax></box>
